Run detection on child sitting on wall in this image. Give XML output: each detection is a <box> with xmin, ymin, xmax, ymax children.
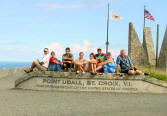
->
<box><xmin>49</xmin><ymin>51</ymin><xmax>62</xmax><ymax>72</ymax></box>
<box><xmin>88</xmin><ymin>53</ymin><xmax>97</xmax><ymax>74</ymax></box>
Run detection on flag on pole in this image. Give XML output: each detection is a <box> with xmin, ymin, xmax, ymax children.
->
<box><xmin>109</xmin><ymin>11</ymin><xmax>123</xmax><ymax>20</ymax></box>
<box><xmin>144</xmin><ymin>9</ymin><xmax>155</xmax><ymax>21</ymax></box>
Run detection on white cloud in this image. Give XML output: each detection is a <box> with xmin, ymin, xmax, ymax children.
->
<box><xmin>44</xmin><ymin>40</ymin><xmax>120</xmax><ymax>60</ymax></box>
<box><xmin>45</xmin><ymin>43</ymin><xmax>64</xmax><ymax>58</ymax></box>
<box><xmin>37</xmin><ymin>3</ymin><xmax>105</xmax><ymax>10</ymax></box>
<box><xmin>0</xmin><ymin>40</ymin><xmax>121</xmax><ymax>61</ymax></box>
<box><xmin>72</xmin><ymin>40</ymin><xmax>90</xmax><ymax>52</ymax></box>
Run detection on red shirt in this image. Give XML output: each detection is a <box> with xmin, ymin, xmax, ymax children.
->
<box><xmin>49</xmin><ymin>57</ymin><xmax>57</xmax><ymax>64</ymax></box>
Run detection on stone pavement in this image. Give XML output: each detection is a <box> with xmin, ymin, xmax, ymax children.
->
<box><xmin>0</xmin><ymin>72</ymin><xmax>167</xmax><ymax>116</ymax></box>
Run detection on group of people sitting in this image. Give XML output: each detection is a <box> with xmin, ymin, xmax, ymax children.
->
<box><xmin>24</xmin><ymin>47</ymin><xmax>143</xmax><ymax>75</ymax></box>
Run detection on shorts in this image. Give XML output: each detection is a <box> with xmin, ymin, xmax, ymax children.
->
<box><xmin>62</xmin><ymin>62</ymin><xmax>74</xmax><ymax>69</ymax></box>
<box><xmin>122</xmin><ymin>67</ymin><xmax>137</xmax><ymax>74</ymax></box>
<box><xmin>49</xmin><ymin>63</ymin><xmax>62</xmax><ymax>72</ymax></box>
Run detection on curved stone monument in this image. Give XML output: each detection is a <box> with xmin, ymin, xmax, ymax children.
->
<box><xmin>15</xmin><ymin>71</ymin><xmax>167</xmax><ymax>94</ymax></box>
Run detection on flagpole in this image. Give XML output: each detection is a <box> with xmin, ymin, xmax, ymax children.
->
<box><xmin>143</xmin><ymin>5</ymin><xmax>146</xmax><ymax>43</ymax></box>
<box><xmin>144</xmin><ymin>5</ymin><xmax>146</xmax><ymax>28</ymax></box>
<box><xmin>156</xmin><ymin>24</ymin><xmax>159</xmax><ymax>67</ymax></box>
<box><xmin>106</xmin><ymin>3</ymin><xmax>110</xmax><ymax>54</ymax></box>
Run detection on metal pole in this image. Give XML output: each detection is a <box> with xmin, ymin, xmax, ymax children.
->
<box><xmin>156</xmin><ymin>24</ymin><xmax>159</xmax><ymax>67</ymax></box>
<box><xmin>106</xmin><ymin>3</ymin><xmax>110</xmax><ymax>54</ymax></box>
<box><xmin>144</xmin><ymin>5</ymin><xmax>146</xmax><ymax>28</ymax></box>
<box><xmin>143</xmin><ymin>5</ymin><xmax>146</xmax><ymax>42</ymax></box>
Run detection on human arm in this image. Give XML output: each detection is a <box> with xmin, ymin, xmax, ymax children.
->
<box><xmin>89</xmin><ymin>60</ymin><xmax>97</xmax><ymax>64</ymax></box>
<box><xmin>65</xmin><ymin>57</ymin><xmax>74</xmax><ymax>61</ymax></box>
<box><xmin>75</xmin><ymin>59</ymin><xmax>81</xmax><ymax>66</ymax></box>
<box><xmin>62</xmin><ymin>60</ymin><xmax>70</xmax><ymax>63</ymax></box>
<box><xmin>116</xmin><ymin>65</ymin><xmax>120</xmax><ymax>75</ymax></box>
<box><xmin>127</xmin><ymin>56</ymin><xmax>134</xmax><ymax>69</ymax></box>
<box><xmin>131</xmin><ymin>64</ymin><xmax>134</xmax><ymax>69</ymax></box>
<box><xmin>83</xmin><ymin>60</ymin><xmax>88</xmax><ymax>65</ymax></box>
<box><xmin>40</xmin><ymin>55</ymin><xmax>49</xmax><ymax>65</ymax></box>
<box><xmin>99</xmin><ymin>59</ymin><xmax>112</xmax><ymax>66</ymax></box>
<box><xmin>116</xmin><ymin>56</ymin><xmax>121</xmax><ymax>75</ymax></box>
<box><xmin>53</xmin><ymin>60</ymin><xmax>61</xmax><ymax>64</ymax></box>
<box><xmin>63</xmin><ymin>54</ymin><xmax>74</xmax><ymax>61</ymax></box>
<box><xmin>39</xmin><ymin>62</ymin><xmax>44</xmax><ymax>65</ymax></box>
<box><xmin>62</xmin><ymin>54</ymin><xmax>72</xmax><ymax>63</ymax></box>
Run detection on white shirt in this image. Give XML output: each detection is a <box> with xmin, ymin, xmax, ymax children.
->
<box><xmin>41</xmin><ymin>54</ymin><xmax>50</xmax><ymax>68</ymax></box>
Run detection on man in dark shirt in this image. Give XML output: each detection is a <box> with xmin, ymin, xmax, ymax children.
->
<box><xmin>62</xmin><ymin>47</ymin><xmax>74</xmax><ymax>72</ymax></box>
<box><xmin>116</xmin><ymin>50</ymin><xmax>143</xmax><ymax>75</ymax></box>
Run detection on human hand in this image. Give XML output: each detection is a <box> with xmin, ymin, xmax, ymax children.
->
<box><xmin>67</xmin><ymin>61</ymin><xmax>71</xmax><ymax>64</ymax></box>
<box><xmin>64</xmin><ymin>56</ymin><xmax>69</xmax><ymax>59</ymax></box>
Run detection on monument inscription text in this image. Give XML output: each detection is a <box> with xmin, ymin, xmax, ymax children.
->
<box><xmin>35</xmin><ymin>78</ymin><xmax>138</xmax><ymax>92</ymax></box>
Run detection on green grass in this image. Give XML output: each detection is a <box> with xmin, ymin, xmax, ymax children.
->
<box><xmin>138</xmin><ymin>67</ymin><xmax>167</xmax><ymax>81</ymax></box>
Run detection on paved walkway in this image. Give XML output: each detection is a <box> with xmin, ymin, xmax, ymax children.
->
<box><xmin>0</xmin><ymin>72</ymin><xmax>167</xmax><ymax>116</ymax></box>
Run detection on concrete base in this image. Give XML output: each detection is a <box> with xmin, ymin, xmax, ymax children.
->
<box><xmin>15</xmin><ymin>71</ymin><xmax>167</xmax><ymax>94</ymax></box>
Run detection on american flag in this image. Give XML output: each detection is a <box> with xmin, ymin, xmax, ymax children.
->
<box><xmin>144</xmin><ymin>9</ymin><xmax>155</xmax><ymax>21</ymax></box>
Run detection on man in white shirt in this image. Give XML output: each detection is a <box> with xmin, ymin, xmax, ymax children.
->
<box><xmin>24</xmin><ymin>48</ymin><xmax>50</xmax><ymax>73</ymax></box>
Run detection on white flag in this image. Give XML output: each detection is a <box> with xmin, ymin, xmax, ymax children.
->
<box><xmin>110</xmin><ymin>11</ymin><xmax>123</xmax><ymax>20</ymax></box>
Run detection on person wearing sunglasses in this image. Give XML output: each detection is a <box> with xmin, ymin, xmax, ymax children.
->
<box><xmin>24</xmin><ymin>48</ymin><xmax>50</xmax><ymax>73</ymax></box>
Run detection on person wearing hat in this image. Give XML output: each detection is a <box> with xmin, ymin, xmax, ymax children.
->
<box><xmin>24</xmin><ymin>48</ymin><xmax>50</xmax><ymax>73</ymax></box>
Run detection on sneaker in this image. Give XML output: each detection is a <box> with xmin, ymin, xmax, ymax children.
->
<box><xmin>82</xmin><ymin>71</ymin><xmax>86</xmax><ymax>74</ymax></box>
<box><xmin>99</xmin><ymin>73</ymin><xmax>103</xmax><ymax>75</ymax></box>
<box><xmin>144</xmin><ymin>73</ymin><xmax>149</xmax><ymax>76</ymax></box>
<box><xmin>90</xmin><ymin>72</ymin><xmax>94</xmax><ymax>75</ymax></box>
<box><xmin>76</xmin><ymin>71</ymin><xmax>80</xmax><ymax>74</ymax></box>
<box><xmin>24</xmin><ymin>68</ymin><xmax>33</xmax><ymax>73</ymax></box>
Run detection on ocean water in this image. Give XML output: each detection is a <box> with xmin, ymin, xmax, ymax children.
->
<box><xmin>0</xmin><ymin>62</ymin><xmax>31</xmax><ymax>69</ymax></box>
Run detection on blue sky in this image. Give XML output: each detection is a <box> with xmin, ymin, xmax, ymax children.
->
<box><xmin>0</xmin><ymin>0</ymin><xmax>166</xmax><ymax>62</ymax></box>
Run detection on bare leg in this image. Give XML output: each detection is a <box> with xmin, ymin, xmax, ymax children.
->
<box><xmin>82</xmin><ymin>64</ymin><xmax>86</xmax><ymax>72</ymax></box>
<box><xmin>24</xmin><ymin>60</ymin><xmax>38</xmax><ymax>73</ymax></box>
<box><xmin>136</xmin><ymin>70</ymin><xmax>143</xmax><ymax>75</ymax></box>
<box><xmin>88</xmin><ymin>63</ymin><xmax>91</xmax><ymax>72</ymax></box>
<box><xmin>75</xmin><ymin>65</ymin><xmax>80</xmax><ymax>72</ymax></box>
<box><xmin>75</xmin><ymin>65</ymin><xmax>84</xmax><ymax>72</ymax></box>
<box><xmin>31</xmin><ymin>61</ymin><xmax>38</xmax><ymax>70</ymax></box>
<box><xmin>63</xmin><ymin>63</ymin><xmax>67</xmax><ymax>68</ymax></box>
<box><xmin>69</xmin><ymin>63</ymin><xmax>72</xmax><ymax>72</ymax></box>
<box><xmin>69</xmin><ymin>61</ymin><xmax>74</xmax><ymax>72</ymax></box>
<box><xmin>128</xmin><ymin>70</ymin><xmax>136</xmax><ymax>75</ymax></box>
<box><xmin>93</xmin><ymin>64</ymin><xmax>97</xmax><ymax>73</ymax></box>
<box><xmin>91</xmin><ymin>63</ymin><xmax>94</xmax><ymax>73</ymax></box>
<box><xmin>96</xmin><ymin>65</ymin><xmax>103</xmax><ymax>72</ymax></box>
<box><xmin>80</xmin><ymin>66</ymin><xmax>84</xmax><ymax>72</ymax></box>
